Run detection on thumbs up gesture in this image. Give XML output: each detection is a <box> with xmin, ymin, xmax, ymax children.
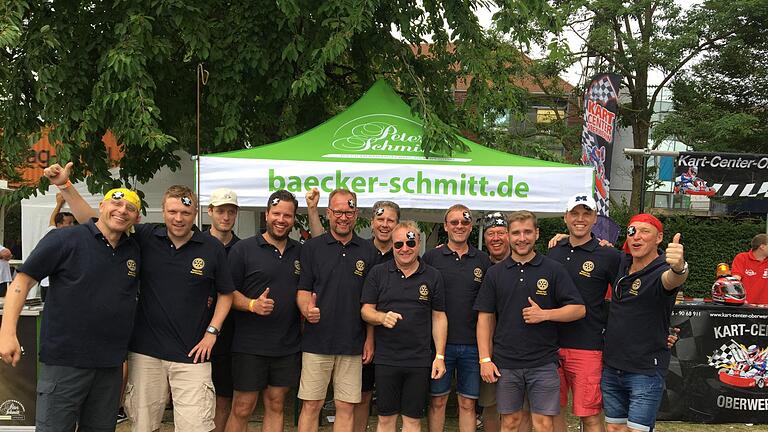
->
<box><xmin>251</xmin><ymin>288</ymin><xmax>275</xmax><ymax>316</ymax></box>
<box><xmin>43</xmin><ymin>161</ymin><xmax>73</xmax><ymax>186</ymax></box>
<box><xmin>522</xmin><ymin>297</ymin><xmax>550</xmax><ymax>324</ymax></box>
<box><xmin>306</xmin><ymin>292</ymin><xmax>321</xmax><ymax>324</ymax></box>
<box><xmin>665</xmin><ymin>233</ymin><xmax>686</xmax><ymax>272</ymax></box>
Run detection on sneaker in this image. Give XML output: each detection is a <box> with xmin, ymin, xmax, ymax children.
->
<box><xmin>116</xmin><ymin>407</ymin><xmax>128</xmax><ymax>424</ymax></box>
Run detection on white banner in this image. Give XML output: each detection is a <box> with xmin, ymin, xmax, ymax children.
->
<box><xmin>201</xmin><ymin>157</ymin><xmax>593</xmax><ymax>214</ymax></box>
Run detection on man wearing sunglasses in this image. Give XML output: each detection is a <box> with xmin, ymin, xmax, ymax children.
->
<box><xmin>601</xmin><ymin>214</ymin><xmax>688</xmax><ymax>432</ymax></box>
<box><xmin>547</xmin><ymin>194</ymin><xmax>622</xmax><ymax>432</ymax></box>
<box><xmin>475</xmin><ymin>210</ymin><xmax>585</xmax><ymax>432</ymax></box>
<box><xmin>425</xmin><ymin>204</ymin><xmax>492</xmax><ymax>432</ymax></box>
<box><xmin>361</xmin><ymin>222</ymin><xmax>448</xmax><ymax>431</ymax></box>
<box><xmin>305</xmin><ymin>189</ymin><xmax>401</xmax><ymax>431</ymax></box>
<box><xmin>296</xmin><ymin>189</ymin><xmax>378</xmax><ymax>432</ymax></box>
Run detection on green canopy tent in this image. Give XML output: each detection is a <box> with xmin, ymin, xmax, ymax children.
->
<box><xmin>200</xmin><ymin>80</ymin><xmax>592</xmax><ymax>221</ymax></box>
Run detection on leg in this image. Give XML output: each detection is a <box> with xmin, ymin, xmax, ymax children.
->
<box><xmin>530</xmin><ymin>413</ymin><xmax>554</xmax><ymax>432</ymax></box>
<box><xmin>566</xmin><ymin>349</ymin><xmax>605</xmax><ymax>432</ymax></box>
<box><xmin>354</xmin><ymin>391</ymin><xmax>373</xmax><ymax>432</ymax></box>
<box><xmin>553</xmin><ymin>351</ymin><xmax>569</xmax><ymax>432</ymax></box>
<box><xmin>428</xmin><ymin>395</ymin><xmax>449</xmax><ymax>432</ymax></box>
<box><xmin>298</xmin><ymin>353</ymin><xmax>335</xmax><ymax>432</ymax></box>
<box><xmin>214</xmin><ymin>396</ymin><xmax>232</xmax><ymax>432</ymax></box>
<box><xmin>600</xmin><ymin>367</ymin><xmax>629</xmax><ymax>432</ymax></box>
<box><xmin>78</xmin><ymin>366</ymin><xmax>123</xmax><ymax>432</ymax></box>
<box><xmin>224</xmin><ymin>391</ymin><xmax>259</xmax><ymax>432</ymax></box>
<box><xmin>625</xmin><ymin>371</ymin><xmax>664</xmax><ymax>432</ymax></box>
<box><xmin>457</xmin><ymin>395</ymin><xmax>477</xmax><ymax>432</ymax></box>
<box><xmin>517</xmin><ymin>408</ymin><xmax>532</xmax><ymax>432</ymax></box>
<box><xmin>167</xmin><ymin>361</ymin><xmax>216</xmax><ymax>432</ymax></box>
<box><xmin>35</xmin><ymin>364</ymin><xmax>92</xmax><ymax>432</ymax></box>
<box><xmin>125</xmin><ymin>352</ymin><xmax>169</xmax><ymax>432</ymax></box>
<box><xmin>500</xmin><ymin>412</ymin><xmax>522</xmax><ymax>432</ymax></box>
<box><xmin>262</xmin><ymin>386</ymin><xmax>290</xmax><ymax>432</ymax></box>
<box><xmin>334</xmin><ymin>400</ymin><xmax>355</xmax><ymax>432</ymax></box>
<box><xmin>482</xmin><ymin>404</ymin><xmax>500</xmax><ymax>432</ymax></box>
<box><xmin>211</xmin><ymin>354</ymin><xmax>234</xmax><ymax>432</ymax></box>
<box><xmin>376</xmin><ymin>415</ymin><xmax>398</xmax><ymax>432</ymax></box>
<box><xmin>582</xmin><ymin>414</ymin><xmax>606</xmax><ymax>432</ymax></box>
<box><xmin>401</xmin><ymin>415</ymin><xmax>422</xmax><ymax>432</ymax></box>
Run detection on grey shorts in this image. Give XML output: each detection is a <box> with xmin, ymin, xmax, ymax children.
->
<box><xmin>36</xmin><ymin>363</ymin><xmax>122</xmax><ymax>432</ymax></box>
<box><xmin>496</xmin><ymin>362</ymin><xmax>560</xmax><ymax>416</ymax></box>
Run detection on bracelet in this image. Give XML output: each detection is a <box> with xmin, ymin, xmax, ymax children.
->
<box><xmin>480</xmin><ymin>357</ymin><xmax>492</xmax><ymax>364</ymax></box>
<box><xmin>249</xmin><ymin>299</ymin><xmax>257</xmax><ymax>312</ymax></box>
<box><xmin>56</xmin><ymin>180</ymin><xmax>72</xmax><ymax>190</ymax></box>
<box><xmin>435</xmin><ymin>354</ymin><xmax>445</xmax><ymax>360</ymax></box>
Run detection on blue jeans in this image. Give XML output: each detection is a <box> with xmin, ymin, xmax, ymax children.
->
<box><xmin>430</xmin><ymin>343</ymin><xmax>480</xmax><ymax>399</ymax></box>
<box><xmin>601</xmin><ymin>366</ymin><xmax>665</xmax><ymax>432</ymax></box>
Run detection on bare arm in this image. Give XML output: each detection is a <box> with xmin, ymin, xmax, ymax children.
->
<box><xmin>477</xmin><ymin>312</ymin><xmax>495</xmax><ymax>360</ymax></box>
<box><xmin>304</xmin><ymin>188</ymin><xmax>324</xmax><ymax>237</ymax></box>
<box><xmin>232</xmin><ymin>290</ymin><xmax>251</xmax><ymax>312</ymax></box>
<box><xmin>49</xmin><ymin>193</ymin><xmax>65</xmax><ymax>227</ymax></box>
<box><xmin>43</xmin><ymin>163</ymin><xmax>98</xmax><ymax>222</ymax></box>
<box><xmin>361</xmin><ymin>303</ymin><xmax>384</xmax><ymax>325</ymax></box>
<box><xmin>432</xmin><ymin>310</ymin><xmax>447</xmax><ymax>356</ymax></box>
<box><xmin>0</xmin><ymin>273</ymin><xmax>38</xmax><ymax>366</ymax></box>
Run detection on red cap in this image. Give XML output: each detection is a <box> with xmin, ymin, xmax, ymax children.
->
<box><xmin>623</xmin><ymin>213</ymin><xmax>664</xmax><ymax>253</ymax></box>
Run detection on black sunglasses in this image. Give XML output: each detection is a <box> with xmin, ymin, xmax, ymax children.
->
<box><xmin>394</xmin><ymin>240</ymin><xmax>417</xmax><ymax>249</ymax></box>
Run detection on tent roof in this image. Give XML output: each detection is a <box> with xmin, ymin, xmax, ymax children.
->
<box><xmin>207</xmin><ymin>80</ymin><xmax>572</xmax><ymax>168</ymax></box>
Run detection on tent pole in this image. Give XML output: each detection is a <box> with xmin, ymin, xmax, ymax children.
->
<box><xmin>196</xmin><ymin>64</ymin><xmax>209</xmax><ymax>228</ymax></box>
<box><xmin>478</xmin><ymin>223</ymin><xmax>483</xmax><ymax>251</ymax></box>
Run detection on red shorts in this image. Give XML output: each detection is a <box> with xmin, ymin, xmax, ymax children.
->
<box><xmin>558</xmin><ymin>348</ymin><xmax>603</xmax><ymax>417</ymax></box>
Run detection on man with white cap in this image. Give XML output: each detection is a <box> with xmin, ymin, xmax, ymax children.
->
<box><xmin>206</xmin><ymin>188</ymin><xmax>241</xmax><ymax>432</ymax></box>
<box><xmin>0</xmin><ymin>187</ymin><xmax>142</xmax><ymax>430</ymax></box>
<box><xmin>547</xmin><ymin>194</ymin><xmax>622</xmax><ymax>432</ymax></box>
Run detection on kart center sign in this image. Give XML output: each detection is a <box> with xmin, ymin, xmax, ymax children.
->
<box><xmin>675</xmin><ymin>151</ymin><xmax>768</xmax><ymax>200</ymax></box>
<box><xmin>659</xmin><ymin>303</ymin><xmax>768</xmax><ymax>423</ymax></box>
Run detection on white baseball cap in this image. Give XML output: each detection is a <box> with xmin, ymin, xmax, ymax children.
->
<box><xmin>209</xmin><ymin>188</ymin><xmax>239</xmax><ymax>207</ymax></box>
<box><xmin>566</xmin><ymin>193</ymin><xmax>597</xmax><ymax>212</ymax></box>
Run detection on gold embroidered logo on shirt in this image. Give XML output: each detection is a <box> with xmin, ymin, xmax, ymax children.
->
<box><xmin>419</xmin><ymin>284</ymin><xmax>429</xmax><ymax>301</ymax></box>
<box><xmin>629</xmin><ymin>278</ymin><xmax>641</xmax><ymax>296</ymax></box>
<box><xmin>354</xmin><ymin>260</ymin><xmax>365</xmax><ymax>276</ymax></box>
<box><xmin>191</xmin><ymin>258</ymin><xmax>205</xmax><ymax>276</ymax></box>
<box><xmin>127</xmin><ymin>259</ymin><xmax>137</xmax><ymax>277</ymax></box>
<box><xmin>536</xmin><ymin>278</ymin><xmax>549</xmax><ymax>295</ymax></box>
<box><xmin>579</xmin><ymin>260</ymin><xmax>594</xmax><ymax>278</ymax></box>
<box><xmin>294</xmin><ymin>260</ymin><xmax>301</xmax><ymax>275</ymax></box>
<box><xmin>473</xmin><ymin>267</ymin><xmax>483</xmax><ymax>282</ymax></box>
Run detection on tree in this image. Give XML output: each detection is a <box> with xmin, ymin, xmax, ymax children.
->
<box><xmin>494</xmin><ymin>0</ymin><xmax>747</xmax><ymax>210</ymax></box>
<box><xmin>0</xmin><ymin>0</ymin><xmax>534</xmax><ymax>205</ymax></box>
<box><xmin>652</xmin><ymin>0</ymin><xmax>768</xmax><ymax>154</ymax></box>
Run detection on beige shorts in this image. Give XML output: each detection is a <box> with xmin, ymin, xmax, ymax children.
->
<box><xmin>298</xmin><ymin>353</ymin><xmax>362</xmax><ymax>403</ymax></box>
<box><xmin>124</xmin><ymin>352</ymin><xmax>216</xmax><ymax>432</ymax></box>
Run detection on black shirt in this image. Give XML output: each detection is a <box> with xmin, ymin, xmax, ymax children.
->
<box><xmin>229</xmin><ymin>234</ymin><xmax>302</xmax><ymax>356</ymax></box>
<box><xmin>604</xmin><ymin>253</ymin><xmax>679</xmax><ymax>375</ymax></box>
<box><xmin>19</xmin><ymin>220</ymin><xmax>141</xmax><ymax>368</ymax></box>
<box><xmin>298</xmin><ymin>232</ymin><xmax>378</xmax><ymax>355</ymax></box>
<box><xmin>361</xmin><ymin>260</ymin><xmax>445</xmax><ymax>368</ymax></box>
<box><xmin>548</xmin><ymin>237</ymin><xmax>622</xmax><ymax>350</ymax></box>
<box><xmin>474</xmin><ymin>253</ymin><xmax>583</xmax><ymax>369</ymax></box>
<box><xmin>423</xmin><ymin>244</ymin><xmax>491</xmax><ymax>345</ymax></box>
<box><xmin>372</xmin><ymin>239</ymin><xmax>394</xmax><ymax>265</ymax></box>
<box><xmin>204</xmin><ymin>231</ymin><xmax>240</xmax><ymax>357</ymax></box>
<box><xmin>129</xmin><ymin>224</ymin><xmax>235</xmax><ymax>363</ymax></box>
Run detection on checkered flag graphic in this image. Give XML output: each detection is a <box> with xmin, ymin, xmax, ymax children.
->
<box><xmin>708</xmin><ymin>340</ymin><xmax>748</xmax><ymax>368</ymax></box>
<box><xmin>588</xmin><ymin>75</ymin><xmax>618</xmax><ymax>104</ymax></box>
<box><xmin>581</xmin><ymin>121</ymin><xmax>610</xmax><ymax>216</ymax></box>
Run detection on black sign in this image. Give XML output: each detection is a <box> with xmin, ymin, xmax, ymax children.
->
<box><xmin>659</xmin><ymin>303</ymin><xmax>768</xmax><ymax>423</ymax></box>
<box><xmin>0</xmin><ymin>313</ymin><xmax>38</xmax><ymax>427</ymax></box>
<box><xmin>675</xmin><ymin>151</ymin><xmax>768</xmax><ymax>200</ymax></box>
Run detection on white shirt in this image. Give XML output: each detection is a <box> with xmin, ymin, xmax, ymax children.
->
<box><xmin>0</xmin><ymin>244</ymin><xmax>12</xmax><ymax>284</ymax></box>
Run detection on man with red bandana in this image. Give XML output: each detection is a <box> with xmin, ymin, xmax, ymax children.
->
<box><xmin>601</xmin><ymin>214</ymin><xmax>689</xmax><ymax>432</ymax></box>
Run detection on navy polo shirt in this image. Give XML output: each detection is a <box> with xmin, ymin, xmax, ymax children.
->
<box><xmin>604</xmin><ymin>253</ymin><xmax>679</xmax><ymax>375</ymax></box>
<box><xmin>229</xmin><ymin>234</ymin><xmax>302</xmax><ymax>356</ymax></box>
<box><xmin>547</xmin><ymin>236</ymin><xmax>622</xmax><ymax>350</ymax></box>
<box><xmin>129</xmin><ymin>224</ymin><xmax>235</xmax><ymax>363</ymax></box>
<box><xmin>298</xmin><ymin>232</ymin><xmax>378</xmax><ymax>355</ymax></box>
<box><xmin>19</xmin><ymin>220</ymin><xmax>140</xmax><ymax>368</ymax></box>
<box><xmin>474</xmin><ymin>253</ymin><xmax>583</xmax><ymax>369</ymax></box>
<box><xmin>361</xmin><ymin>260</ymin><xmax>445</xmax><ymax>368</ymax></box>
<box><xmin>204</xmin><ymin>231</ymin><xmax>240</xmax><ymax>357</ymax></box>
<box><xmin>423</xmin><ymin>244</ymin><xmax>491</xmax><ymax>345</ymax></box>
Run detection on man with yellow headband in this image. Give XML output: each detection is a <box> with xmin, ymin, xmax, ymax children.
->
<box><xmin>0</xmin><ymin>187</ymin><xmax>141</xmax><ymax>431</ymax></box>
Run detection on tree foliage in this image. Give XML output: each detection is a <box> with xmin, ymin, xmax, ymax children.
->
<box><xmin>494</xmin><ymin>0</ymin><xmax>747</xmax><ymax>210</ymax></box>
<box><xmin>652</xmin><ymin>0</ymin><xmax>768</xmax><ymax>154</ymax></box>
<box><xmin>1</xmin><ymin>0</ymin><xmax>537</xmax><ymax>202</ymax></box>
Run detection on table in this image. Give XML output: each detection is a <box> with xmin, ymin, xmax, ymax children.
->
<box><xmin>0</xmin><ymin>306</ymin><xmax>41</xmax><ymax>430</ymax></box>
<box><xmin>658</xmin><ymin>302</ymin><xmax>768</xmax><ymax>423</ymax></box>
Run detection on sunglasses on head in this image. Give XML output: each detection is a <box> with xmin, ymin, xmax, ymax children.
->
<box><xmin>394</xmin><ymin>240</ymin><xmax>417</xmax><ymax>249</ymax></box>
<box><xmin>448</xmin><ymin>220</ymin><xmax>471</xmax><ymax>227</ymax></box>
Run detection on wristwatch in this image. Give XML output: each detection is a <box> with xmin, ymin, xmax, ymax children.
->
<box><xmin>671</xmin><ymin>261</ymin><xmax>688</xmax><ymax>275</ymax></box>
<box><xmin>206</xmin><ymin>325</ymin><xmax>220</xmax><ymax>336</ymax></box>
